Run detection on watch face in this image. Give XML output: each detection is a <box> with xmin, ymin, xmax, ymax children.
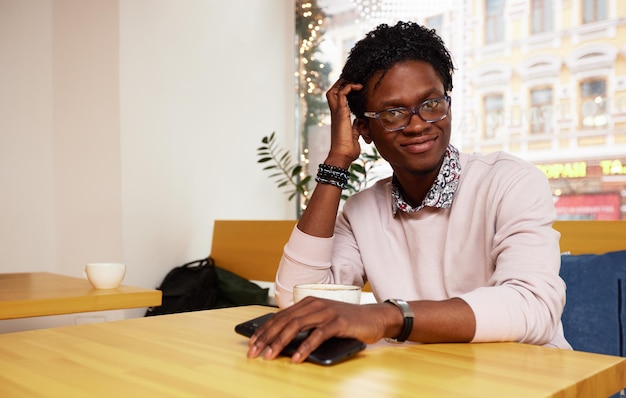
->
<box><xmin>387</xmin><ymin>299</ymin><xmax>414</xmax><ymax>317</ymax></box>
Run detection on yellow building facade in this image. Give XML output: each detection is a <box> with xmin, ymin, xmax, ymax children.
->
<box><xmin>461</xmin><ymin>0</ymin><xmax>626</xmax><ymax>219</ymax></box>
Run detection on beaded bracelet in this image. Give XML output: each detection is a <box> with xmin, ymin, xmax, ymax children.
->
<box><xmin>318</xmin><ymin>164</ymin><xmax>350</xmax><ymax>180</ymax></box>
<box><xmin>315</xmin><ymin>176</ymin><xmax>347</xmax><ymax>189</ymax></box>
<box><xmin>315</xmin><ymin>164</ymin><xmax>350</xmax><ymax>190</ymax></box>
<box><xmin>317</xmin><ymin>169</ymin><xmax>348</xmax><ymax>184</ymax></box>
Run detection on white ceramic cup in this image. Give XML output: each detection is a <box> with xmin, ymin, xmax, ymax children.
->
<box><xmin>84</xmin><ymin>262</ymin><xmax>126</xmax><ymax>289</ymax></box>
<box><xmin>293</xmin><ymin>283</ymin><xmax>362</xmax><ymax>304</ymax></box>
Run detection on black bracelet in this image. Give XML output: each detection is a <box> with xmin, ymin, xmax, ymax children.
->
<box><xmin>316</xmin><ymin>164</ymin><xmax>350</xmax><ymax>190</ymax></box>
<box><xmin>317</xmin><ymin>169</ymin><xmax>349</xmax><ymax>183</ymax></box>
<box><xmin>315</xmin><ymin>175</ymin><xmax>347</xmax><ymax>190</ymax></box>
<box><xmin>317</xmin><ymin>171</ymin><xmax>348</xmax><ymax>187</ymax></box>
<box><xmin>318</xmin><ymin>164</ymin><xmax>350</xmax><ymax>179</ymax></box>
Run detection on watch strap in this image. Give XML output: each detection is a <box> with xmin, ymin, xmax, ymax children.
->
<box><xmin>384</xmin><ymin>298</ymin><xmax>414</xmax><ymax>343</ymax></box>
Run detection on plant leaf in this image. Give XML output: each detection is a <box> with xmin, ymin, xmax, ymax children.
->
<box><xmin>351</xmin><ymin>164</ymin><xmax>365</xmax><ymax>173</ymax></box>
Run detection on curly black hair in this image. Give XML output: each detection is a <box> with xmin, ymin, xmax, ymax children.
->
<box><xmin>340</xmin><ymin>21</ymin><xmax>455</xmax><ymax>118</ymax></box>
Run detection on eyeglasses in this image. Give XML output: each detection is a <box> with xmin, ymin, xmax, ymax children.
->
<box><xmin>363</xmin><ymin>95</ymin><xmax>451</xmax><ymax>132</ymax></box>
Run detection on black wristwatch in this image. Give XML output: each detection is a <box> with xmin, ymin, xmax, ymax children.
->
<box><xmin>384</xmin><ymin>298</ymin><xmax>414</xmax><ymax>343</ymax></box>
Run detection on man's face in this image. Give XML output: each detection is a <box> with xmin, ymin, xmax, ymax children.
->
<box><xmin>358</xmin><ymin>60</ymin><xmax>452</xmax><ymax>180</ymax></box>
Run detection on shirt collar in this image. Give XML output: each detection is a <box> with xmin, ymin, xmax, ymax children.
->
<box><xmin>391</xmin><ymin>144</ymin><xmax>461</xmax><ymax>215</ymax></box>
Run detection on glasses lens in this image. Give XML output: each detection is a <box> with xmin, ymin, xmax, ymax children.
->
<box><xmin>370</xmin><ymin>96</ymin><xmax>450</xmax><ymax>131</ymax></box>
<box><xmin>419</xmin><ymin>97</ymin><xmax>449</xmax><ymax>122</ymax></box>
<box><xmin>378</xmin><ymin>108</ymin><xmax>410</xmax><ymax>130</ymax></box>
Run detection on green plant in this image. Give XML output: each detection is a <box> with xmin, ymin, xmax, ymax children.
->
<box><xmin>257</xmin><ymin>132</ymin><xmax>382</xmax><ymax>205</ymax></box>
<box><xmin>257</xmin><ymin>132</ymin><xmax>311</xmax><ymax>203</ymax></box>
<box><xmin>343</xmin><ymin>146</ymin><xmax>381</xmax><ymax>200</ymax></box>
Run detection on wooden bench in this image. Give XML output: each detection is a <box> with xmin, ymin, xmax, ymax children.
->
<box><xmin>555</xmin><ymin>221</ymin><xmax>626</xmax><ymax>361</ymax></box>
<box><xmin>210</xmin><ymin>219</ymin><xmax>626</xmax><ymax>282</ymax></box>
<box><xmin>553</xmin><ymin>220</ymin><xmax>625</xmax><ymax>255</ymax></box>
<box><xmin>210</xmin><ymin>220</ymin><xmax>297</xmax><ymax>283</ymax></box>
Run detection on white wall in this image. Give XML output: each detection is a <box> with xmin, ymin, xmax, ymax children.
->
<box><xmin>0</xmin><ymin>0</ymin><xmax>296</xmax><ymax>331</ymax></box>
<box><xmin>0</xmin><ymin>0</ymin><xmax>56</xmax><ymax>274</ymax></box>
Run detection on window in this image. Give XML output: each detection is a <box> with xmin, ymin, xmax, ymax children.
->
<box><xmin>579</xmin><ymin>79</ymin><xmax>608</xmax><ymax>128</ymax></box>
<box><xmin>582</xmin><ymin>0</ymin><xmax>608</xmax><ymax>23</ymax></box>
<box><xmin>485</xmin><ymin>0</ymin><xmax>505</xmax><ymax>44</ymax></box>
<box><xmin>304</xmin><ymin>0</ymin><xmax>626</xmax><ymax>220</ymax></box>
<box><xmin>531</xmin><ymin>0</ymin><xmax>553</xmax><ymax>34</ymax></box>
<box><xmin>484</xmin><ymin>94</ymin><xmax>504</xmax><ymax>139</ymax></box>
<box><xmin>529</xmin><ymin>87</ymin><xmax>553</xmax><ymax>134</ymax></box>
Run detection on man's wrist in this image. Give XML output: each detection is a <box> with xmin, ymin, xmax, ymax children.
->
<box><xmin>384</xmin><ymin>299</ymin><xmax>414</xmax><ymax>343</ymax></box>
<box><xmin>322</xmin><ymin>154</ymin><xmax>353</xmax><ymax>170</ymax></box>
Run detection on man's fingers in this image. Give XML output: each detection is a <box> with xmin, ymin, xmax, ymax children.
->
<box><xmin>291</xmin><ymin>327</ymin><xmax>329</xmax><ymax>363</ymax></box>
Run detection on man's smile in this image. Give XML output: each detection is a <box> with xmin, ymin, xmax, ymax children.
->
<box><xmin>400</xmin><ymin>134</ymin><xmax>438</xmax><ymax>154</ymax></box>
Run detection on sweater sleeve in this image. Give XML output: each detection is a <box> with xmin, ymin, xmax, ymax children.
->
<box><xmin>458</xmin><ymin>163</ymin><xmax>566</xmax><ymax>346</ymax></box>
<box><xmin>274</xmin><ymin>219</ymin><xmax>369</xmax><ymax>308</ymax></box>
<box><xmin>274</xmin><ymin>226</ymin><xmax>334</xmax><ymax>308</ymax></box>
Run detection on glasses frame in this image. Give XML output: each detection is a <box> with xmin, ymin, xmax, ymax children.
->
<box><xmin>363</xmin><ymin>95</ymin><xmax>452</xmax><ymax>132</ymax></box>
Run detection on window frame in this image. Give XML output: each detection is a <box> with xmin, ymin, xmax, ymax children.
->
<box><xmin>531</xmin><ymin>0</ymin><xmax>553</xmax><ymax>34</ymax></box>
<box><xmin>485</xmin><ymin>0</ymin><xmax>506</xmax><ymax>44</ymax></box>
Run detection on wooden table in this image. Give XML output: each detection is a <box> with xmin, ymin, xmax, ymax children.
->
<box><xmin>0</xmin><ymin>305</ymin><xmax>623</xmax><ymax>397</ymax></box>
<box><xmin>0</xmin><ymin>272</ymin><xmax>162</xmax><ymax>319</ymax></box>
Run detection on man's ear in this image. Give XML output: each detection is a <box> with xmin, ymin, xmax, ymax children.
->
<box><xmin>355</xmin><ymin>118</ymin><xmax>373</xmax><ymax>144</ymax></box>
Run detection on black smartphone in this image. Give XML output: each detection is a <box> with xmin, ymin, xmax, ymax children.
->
<box><xmin>235</xmin><ymin>312</ymin><xmax>366</xmax><ymax>366</ymax></box>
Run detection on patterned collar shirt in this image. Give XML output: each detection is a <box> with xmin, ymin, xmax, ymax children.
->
<box><xmin>391</xmin><ymin>144</ymin><xmax>462</xmax><ymax>216</ymax></box>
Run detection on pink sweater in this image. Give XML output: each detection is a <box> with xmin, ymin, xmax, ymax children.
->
<box><xmin>275</xmin><ymin>151</ymin><xmax>571</xmax><ymax>349</ymax></box>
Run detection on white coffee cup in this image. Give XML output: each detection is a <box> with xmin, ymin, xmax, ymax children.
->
<box><xmin>293</xmin><ymin>283</ymin><xmax>362</xmax><ymax>304</ymax></box>
<box><xmin>84</xmin><ymin>262</ymin><xmax>126</xmax><ymax>289</ymax></box>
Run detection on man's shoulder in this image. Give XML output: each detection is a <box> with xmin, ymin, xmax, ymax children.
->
<box><xmin>461</xmin><ymin>151</ymin><xmax>538</xmax><ymax>172</ymax></box>
<box><xmin>459</xmin><ymin>150</ymin><xmax>548</xmax><ymax>193</ymax></box>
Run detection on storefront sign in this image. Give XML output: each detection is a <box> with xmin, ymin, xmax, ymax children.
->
<box><xmin>538</xmin><ymin>159</ymin><xmax>626</xmax><ymax>179</ymax></box>
<box><xmin>600</xmin><ymin>159</ymin><xmax>626</xmax><ymax>175</ymax></box>
<box><xmin>536</xmin><ymin>162</ymin><xmax>587</xmax><ymax>179</ymax></box>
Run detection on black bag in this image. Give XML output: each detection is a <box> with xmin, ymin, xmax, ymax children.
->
<box><xmin>145</xmin><ymin>256</ymin><xmax>219</xmax><ymax>316</ymax></box>
<box><xmin>213</xmin><ymin>266</ymin><xmax>270</xmax><ymax>308</ymax></box>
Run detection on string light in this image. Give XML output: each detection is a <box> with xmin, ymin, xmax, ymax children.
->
<box><xmin>296</xmin><ymin>0</ymin><xmax>331</xmax><ymax>213</ymax></box>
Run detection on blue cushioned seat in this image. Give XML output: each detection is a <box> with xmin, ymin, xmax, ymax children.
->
<box><xmin>559</xmin><ymin>250</ymin><xmax>626</xmax><ymax>356</ymax></box>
